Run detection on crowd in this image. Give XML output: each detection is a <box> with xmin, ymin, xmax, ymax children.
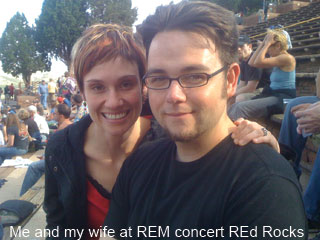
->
<box><xmin>1</xmin><ymin>1</ymin><xmax>320</xmax><ymax>239</ymax></box>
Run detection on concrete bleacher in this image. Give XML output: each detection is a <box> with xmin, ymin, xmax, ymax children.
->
<box><xmin>0</xmin><ymin>150</ymin><xmax>45</xmax><ymax>240</ymax></box>
<box><xmin>241</xmin><ymin>1</ymin><xmax>320</xmax><ymax>170</ymax></box>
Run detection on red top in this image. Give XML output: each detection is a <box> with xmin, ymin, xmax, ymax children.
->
<box><xmin>87</xmin><ymin>179</ymin><xmax>110</xmax><ymax>239</ymax></box>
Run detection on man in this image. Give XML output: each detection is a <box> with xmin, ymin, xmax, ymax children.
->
<box><xmin>38</xmin><ymin>80</ymin><xmax>48</xmax><ymax>109</ymax></box>
<box><xmin>53</xmin><ymin>103</ymin><xmax>72</xmax><ymax>131</ymax></box>
<box><xmin>70</xmin><ymin>94</ymin><xmax>88</xmax><ymax>122</ymax></box>
<box><xmin>278</xmin><ymin>68</ymin><xmax>320</xmax><ymax>235</ymax></box>
<box><xmin>4</xmin><ymin>85</ymin><xmax>10</xmax><ymax>104</ymax></box>
<box><xmin>235</xmin><ymin>35</ymin><xmax>263</xmax><ymax>102</ymax></box>
<box><xmin>28</xmin><ymin>105</ymin><xmax>49</xmax><ymax>137</ymax></box>
<box><xmin>9</xmin><ymin>83</ymin><xmax>14</xmax><ymax>100</ymax></box>
<box><xmin>104</xmin><ymin>2</ymin><xmax>306</xmax><ymax>239</ymax></box>
<box><xmin>47</xmin><ymin>78</ymin><xmax>57</xmax><ymax>106</ymax></box>
<box><xmin>20</xmin><ymin>103</ymin><xmax>72</xmax><ymax>196</ymax></box>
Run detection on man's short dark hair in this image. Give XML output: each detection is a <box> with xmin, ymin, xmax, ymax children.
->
<box><xmin>137</xmin><ymin>1</ymin><xmax>238</xmax><ymax>66</ymax></box>
<box><xmin>56</xmin><ymin>104</ymin><xmax>71</xmax><ymax>119</ymax></box>
<box><xmin>238</xmin><ymin>35</ymin><xmax>251</xmax><ymax>46</ymax></box>
<box><xmin>72</xmin><ymin>94</ymin><xmax>83</xmax><ymax>104</ymax></box>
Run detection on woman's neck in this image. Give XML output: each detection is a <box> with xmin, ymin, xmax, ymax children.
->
<box><xmin>86</xmin><ymin>117</ymin><xmax>149</xmax><ymax>162</ymax></box>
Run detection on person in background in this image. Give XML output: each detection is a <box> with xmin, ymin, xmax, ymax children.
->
<box><xmin>229</xmin><ymin>29</ymin><xmax>296</xmax><ymax>120</ymax></box>
<box><xmin>9</xmin><ymin>84</ymin><xmax>14</xmax><ymax>100</ymax></box>
<box><xmin>36</xmin><ymin>104</ymin><xmax>45</xmax><ymax>117</ymax></box>
<box><xmin>18</xmin><ymin>109</ymin><xmax>42</xmax><ymax>151</ymax></box>
<box><xmin>0</xmin><ymin>112</ymin><xmax>29</xmax><ymax>165</ymax></box>
<box><xmin>48</xmin><ymin>78</ymin><xmax>57</xmax><ymax>106</ymax></box>
<box><xmin>234</xmin><ymin>35</ymin><xmax>263</xmax><ymax>103</ymax></box>
<box><xmin>70</xmin><ymin>94</ymin><xmax>88</xmax><ymax>122</ymax></box>
<box><xmin>53</xmin><ymin>104</ymin><xmax>72</xmax><ymax>131</ymax></box>
<box><xmin>28</xmin><ymin>105</ymin><xmax>49</xmax><ymax>148</ymax></box>
<box><xmin>57</xmin><ymin>96</ymin><xmax>71</xmax><ymax>108</ymax></box>
<box><xmin>4</xmin><ymin>85</ymin><xmax>10</xmax><ymax>104</ymax></box>
<box><xmin>20</xmin><ymin>104</ymin><xmax>72</xmax><ymax>196</ymax></box>
<box><xmin>38</xmin><ymin>80</ymin><xmax>48</xmax><ymax>110</ymax></box>
<box><xmin>0</xmin><ymin>114</ymin><xmax>5</xmax><ymax>146</ymax></box>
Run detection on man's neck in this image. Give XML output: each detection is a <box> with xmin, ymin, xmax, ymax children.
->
<box><xmin>175</xmin><ymin>114</ymin><xmax>235</xmax><ymax>162</ymax></box>
<box><xmin>243</xmin><ymin>51</ymin><xmax>252</xmax><ymax>62</ymax></box>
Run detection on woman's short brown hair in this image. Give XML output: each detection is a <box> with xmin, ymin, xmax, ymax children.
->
<box><xmin>71</xmin><ymin>24</ymin><xmax>147</xmax><ymax>93</ymax></box>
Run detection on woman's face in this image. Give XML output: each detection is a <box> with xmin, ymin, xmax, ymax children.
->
<box><xmin>83</xmin><ymin>57</ymin><xmax>143</xmax><ymax>136</ymax></box>
<box><xmin>267</xmin><ymin>42</ymin><xmax>280</xmax><ymax>57</ymax></box>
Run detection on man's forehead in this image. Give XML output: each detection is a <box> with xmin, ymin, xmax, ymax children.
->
<box><xmin>148</xmin><ymin>30</ymin><xmax>216</xmax><ymax>55</ymax></box>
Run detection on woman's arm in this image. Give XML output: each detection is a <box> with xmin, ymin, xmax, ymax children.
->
<box><xmin>248</xmin><ymin>39</ymin><xmax>265</xmax><ymax>66</ymax></box>
<box><xmin>231</xmin><ymin>118</ymin><xmax>280</xmax><ymax>153</ymax></box>
<box><xmin>6</xmin><ymin>134</ymin><xmax>14</xmax><ymax>147</ymax></box>
<box><xmin>249</xmin><ymin>33</ymin><xmax>292</xmax><ymax>69</ymax></box>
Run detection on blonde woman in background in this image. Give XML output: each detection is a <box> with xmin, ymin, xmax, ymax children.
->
<box><xmin>229</xmin><ymin>29</ymin><xmax>296</xmax><ymax>120</ymax></box>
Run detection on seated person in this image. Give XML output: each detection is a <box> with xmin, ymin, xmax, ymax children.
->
<box><xmin>235</xmin><ymin>35</ymin><xmax>263</xmax><ymax>103</ymax></box>
<box><xmin>0</xmin><ymin>113</ymin><xmax>29</xmax><ymax>165</ymax></box>
<box><xmin>28</xmin><ymin>105</ymin><xmax>49</xmax><ymax>146</ymax></box>
<box><xmin>70</xmin><ymin>94</ymin><xmax>88</xmax><ymax>122</ymax></box>
<box><xmin>18</xmin><ymin>108</ymin><xmax>41</xmax><ymax>150</ymax></box>
<box><xmin>278</xmin><ymin>68</ymin><xmax>320</xmax><ymax>231</ymax></box>
<box><xmin>20</xmin><ymin>104</ymin><xmax>73</xmax><ymax>196</ymax></box>
<box><xmin>229</xmin><ymin>29</ymin><xmax>296</xmax><ymax>120</ymax></box>
<box><xmin>57</xmin><ymin>96</ymin><xmax>71</xmax><ymax>108</ymax></box>
<box><xmin>54</xmin><ymin>104</ymin><xmax>72</xmax><ymax>131</ymax></box>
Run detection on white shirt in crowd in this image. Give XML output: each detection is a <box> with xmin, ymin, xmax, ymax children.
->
<box><xmin>34</xmin><ymin>113</ymin><xmax>49</xmax><ymax>135</ymax></box>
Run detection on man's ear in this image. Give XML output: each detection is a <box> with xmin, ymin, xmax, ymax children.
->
<box><xmin>226</xmin><ymin>63</ymin><xmax>240</xmax><ymax>99</ymax></box>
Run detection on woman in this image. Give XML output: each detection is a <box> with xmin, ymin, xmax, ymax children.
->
<box><xmin>44</xmin><ymin>24</ymin><xmax>162</xmax><ymax>239</ymax></box>
<box><xmin>0</xmin><ymin>112</ymin><xmax>29</xmax><ymax>165</ymax></box>
<box><xmin>229</xmin><ymin>29</ymin><xmax>296</xmax><ymax>120</ymax></box>
<box><xmin>44</xmin><ymin>24</ymin><xmax>279</xmax><ymax>239</ymax></box>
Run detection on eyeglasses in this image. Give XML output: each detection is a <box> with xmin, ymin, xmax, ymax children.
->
<box><xmin>143</xmin><ymin>65</ymin><xmax>228</xmax><ymax>90</ymax></box>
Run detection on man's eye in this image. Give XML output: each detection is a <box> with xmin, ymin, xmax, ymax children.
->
<box><xmin>149</xmin><ymin>77</ymin><xmax>167</xmax><ymax>83</ymax></box>
<box><xmin>183</xmin><ymin>74</ymin><xmax>206</xmax><ymax>83</ymax></box>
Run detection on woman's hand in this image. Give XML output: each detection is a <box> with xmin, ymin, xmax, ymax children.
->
<box><xmin>231</xmin><ymin>118</ymin><xmax>280</xmax><ymax>153</ymax></box>
<box><xmin>264</xmin><ymin>33</ymin><xmax>276</xmax><ymax>46</ymax></box>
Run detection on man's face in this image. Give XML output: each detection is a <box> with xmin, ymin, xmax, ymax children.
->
<box><xmin>147</xmin><ymin>30</ymin><xmax>236</xmax><ymax>142</ymax></box>
<box><xmin>238</xmin><ymin>43</ymin><xmax>252</xmax><ymax>61</ymax></box>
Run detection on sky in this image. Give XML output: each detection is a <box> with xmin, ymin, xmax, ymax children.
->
<box><xmin>0</xmin><ymin>0</ymin><xmax>181</xmax><ymax>82</ymax></box>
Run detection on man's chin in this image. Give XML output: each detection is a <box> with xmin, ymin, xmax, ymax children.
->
<box><xmin>165</xmin><ymin>129</ymin><xmax>201</xmax><ymax>143</ymax></box>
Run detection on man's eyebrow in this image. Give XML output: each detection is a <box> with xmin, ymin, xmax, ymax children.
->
<box><xmin>181</xmin><ymin>65</ymin><xmax>211</xmax><ymax>73</ymax></box>
<box><xmin>146</xmin><ymin>65</ymin><xmax>212</xmax><ymax>76</ymax></box>
<box><xmin>145</xmin><ymin>69</ymin><xmax>167</xmax><ymax>76</ymax></box>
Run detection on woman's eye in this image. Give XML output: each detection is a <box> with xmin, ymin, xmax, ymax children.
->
<box><xmin>91</xmin><ymin>85</ymin><xmax>105</xmax><ymax>92</ymax></box>
<box><xmin>121</xmin><ymin>80</ymin><xmax>135</xmax><ymax>89</ymax></box>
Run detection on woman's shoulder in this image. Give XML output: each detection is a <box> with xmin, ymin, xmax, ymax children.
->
<box><xmin>278</xmin><ymin>53</ymin><xmax>296</xmax><ymax>71</ymax></box>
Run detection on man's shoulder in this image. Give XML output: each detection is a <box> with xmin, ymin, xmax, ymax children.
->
<box><xmin>233</xmin><ymin>142</ymin><xmax>298</xmax><ymax>183</ymax></box>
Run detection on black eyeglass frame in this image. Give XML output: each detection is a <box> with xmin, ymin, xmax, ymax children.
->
<box><xmin>143</xmin><ymin>65</ymin><xmax>229</xmax><ymax>90</ymax></box>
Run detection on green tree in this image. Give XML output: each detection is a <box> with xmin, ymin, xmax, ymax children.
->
<box><xmin>35</xmin><ymin>0</ymin><xmax>88</xmax><ymax>69</ymax></box>
<box><xmin>88</xmin><ymin>0</ymin><xmax>137</xmax><ymax>26</ymax></box>
<box><xmin>0</xmin><ymin>12</ymin><xmax>46</xmax><ymax>88</ymax></box>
